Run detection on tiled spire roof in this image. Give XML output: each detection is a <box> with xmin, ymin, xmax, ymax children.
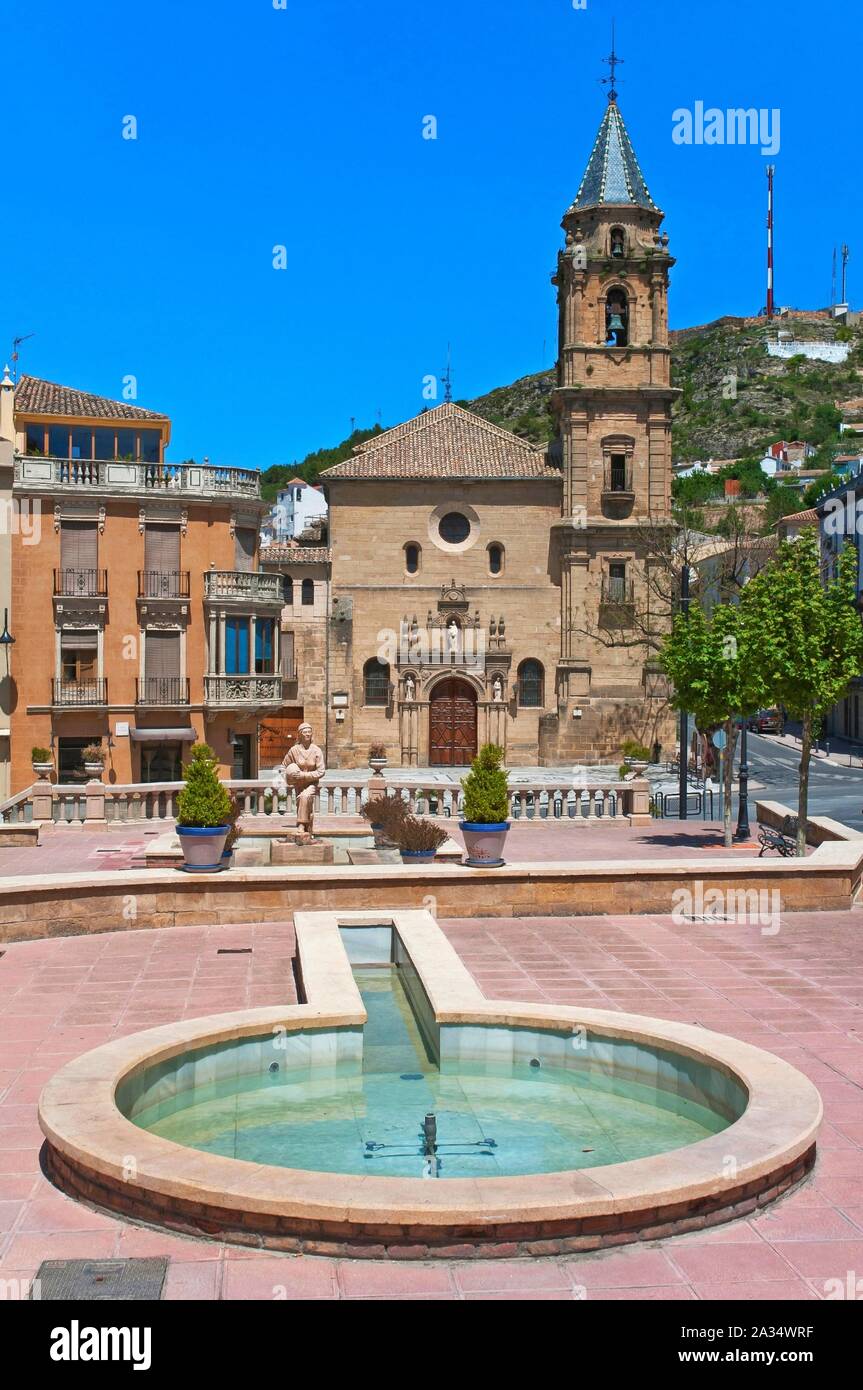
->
<box><xmin>567</xmin><ymin>100</ymin><xmax>656</xmax><ymax>213</ymax></box>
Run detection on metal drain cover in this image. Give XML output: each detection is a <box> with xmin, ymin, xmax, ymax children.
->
<box><xmin>32</xmin><ymin>1258</ymin><xmax>168</xmax><ymax>1301</ymax></box>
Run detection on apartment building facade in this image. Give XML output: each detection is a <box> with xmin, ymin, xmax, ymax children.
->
<box><xmin>6</xmin><ymin>374</ymin><xmax>284</xmax><ymax>793</ymax></box>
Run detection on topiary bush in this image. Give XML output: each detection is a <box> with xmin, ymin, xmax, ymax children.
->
<box><xmin>177</xmin><ymin>743</ymin><xmax>232</xmax><ymax>828</ymax></box>
<box><xmin>31</xmin><ymin>747</ymin><xmax>51</xmax><ymax>763</ymax></box>
<box><xmin>461</xmin><ymin>743</ymin><xmax>510</xmax><ymax>824</ymax></box>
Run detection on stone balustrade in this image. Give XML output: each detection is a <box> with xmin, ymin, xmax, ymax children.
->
<box><xmin>0</xmin><ymin>775</ymin><xmax>651</xmax><ymax>827</ymax></box>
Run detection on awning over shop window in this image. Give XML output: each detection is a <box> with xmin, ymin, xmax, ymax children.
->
<box><xmin>130</xmin><ymin>728</ymin><xmax>197</xmax><ymax>743</ymax></box>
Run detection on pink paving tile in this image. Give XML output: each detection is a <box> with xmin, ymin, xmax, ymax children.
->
<box><xmin>751</xmin><ymin>1207</ymin><xmax>859</xmax><ymax>1241</ymax></box>
<box><xmin>566</xmin><ymin>1249</ymin><xmax>684</xmax><ymax>1288</ymax></box>
<box><xmin>222</xmin><ymin>1256</ymin><xmax>338</xmax><ymax>1300</ymax></box>
<box><xmin>163</xmin><ymin>1261</ymin><xmax>222</xmax><ymax>1300</ymax></box>
<box><xmin>0</xmin><ymin>1200</ymin><xmax>23</xmax><ymax>1232</ymax></box>
<box><xmin>453</xmin><ymin>1261</ymin><xmax>574</xmax><ymax>1294</ymax></box>
<box><xmin>590</xmin><ymin>1285</ymin><xmax>698</xmax><ymax>1301</ymax></box>
<box><xmin>116</xmin><ymin>1226</ymin><xmax>223</xmax><ymax>1261</ymax></box>
<box><xmin>691</xmin><ymin>1279</ymin><xmax>817</xmax><ymax>1301</ymax></box>
<box><xmin>768</xmin><ymin>1240</ymin><xmax>863</xmax><ymax>1279</ymax></box>
<box><xmin>17</xmin><ymin>1194</ymin><xmax>120</xmax><ymax>1233</ymax></box>
<box><xmin>2</xmin><ymin>1231</ymin><xmax>119</xmax><ymax>1266</ymax></box>
<box><xmin>667</xmin><ymin>1243</ymin><xmax>797</xmax><ymax>1284</ymax></box>
<box><xmin>338</xmin><ymin>1261</ymin><xmax>455</xmax><ymax>1298</ymax></box>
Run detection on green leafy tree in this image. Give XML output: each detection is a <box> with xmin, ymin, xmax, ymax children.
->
<box><xmin>177</xmin><ymin>743</ymin><xmax>232</xmax><ymax>828</ymax></box>
<box><xmin>741</xmin><ymin>531</ymin><xmax>863</xmax><ymax>855</ymax></box>
<box><xmin>461</xmin><ymin>744</ymin><xmax>510</xmax><ymax>823</ymax></box>
<box><xmin>660</xmin><ymin>602</ymin><xmax>766</xmax><ymax>846</ymax></box>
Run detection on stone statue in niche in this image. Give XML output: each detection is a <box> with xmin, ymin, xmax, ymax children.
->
<box><xmin>492</xmin><ymin>674</ymin><xmax>503</xmax><ymax>702</ymax></box>
<box><xmin>447</xmin><ymin>619</ymin><xmax>459</xmax><ymax>653</ymax></box>
<box><xmin>404</xmin><ymin>674</ymin><xmax>415</xmax><ymax>702</ymax></box>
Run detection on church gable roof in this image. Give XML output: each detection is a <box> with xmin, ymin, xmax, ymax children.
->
<box><xmin>568</xmin><ymin>101</ymin><xmax>656</xmax><ymax>213</ymax></box>
<box><xmin>321</xmin><ymin>403</ymin><xmax>560</xmax><ymax>481</ymax></box>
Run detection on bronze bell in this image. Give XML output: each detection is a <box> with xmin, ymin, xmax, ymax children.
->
<box><xmin>607</xmin><ymin>312</ymin><xmax>625</xmax><ymax>332</ymax></box>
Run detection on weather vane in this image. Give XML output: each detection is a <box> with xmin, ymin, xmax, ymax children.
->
<box><xmin>600</xmin><ymin>22</ymin><xmax>623</xmax><ymax>103</ymax></box>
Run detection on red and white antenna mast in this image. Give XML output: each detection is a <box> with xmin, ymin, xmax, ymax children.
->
<box><xmin>766</xmin><ymin>165</ymin><xmax>775</xmax><ymax>319</ymax></box>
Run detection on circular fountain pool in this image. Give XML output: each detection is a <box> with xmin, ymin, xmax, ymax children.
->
<box><xmin>126</xmin><ymin>969</ymin><xmax>741</xmax><ymax>1180</ymax></box>
<box><xmin>38</xmin><ymin>912</ymin><xmax>823</xmax><ymax>1258</ymax></box>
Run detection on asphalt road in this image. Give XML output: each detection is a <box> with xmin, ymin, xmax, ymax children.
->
<box><xmin>741</xmin><ymin>732</ymin><xmax>863</xmax><ymax>832</ymax></box>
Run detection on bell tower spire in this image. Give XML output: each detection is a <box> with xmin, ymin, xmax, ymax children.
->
<box><xmin>541</xmin><ymin>78</ymin><xmax>679</xmax><ymax>766</ymax></box>
<box><xmin>600</xmin><ymin>22</ymin><xmax>623</xmax><ymax>104</ymax></box>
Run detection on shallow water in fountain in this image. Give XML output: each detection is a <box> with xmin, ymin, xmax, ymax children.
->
<box><xmin>134</xmin><ymin>968</ymin><xmax>730</xmax><ymax>1179</ymax></box>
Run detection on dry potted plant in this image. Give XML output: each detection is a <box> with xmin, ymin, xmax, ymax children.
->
<box><xmin>460</xmin><ymin>743</ymin><xmax>511</xmax><ymax>866</ymax></box>
<box><xmin>392</xmin><ymin>813</ymin><xmax>448</xmax><ymax>864</ymax></box>
<box><xmin>368</xmin><ymin>741</ymin><xmax>388</xmax><ymax>775</ymax></box>
<box><xmin>82</xmin><ymin>742</ymin><xmax>106</xmax><ymax>779</ymax></box>
<box><xmin>176</xmin><ymin>742</ymin><xmax>232</xmax><ymax>872</ymax></box>
<box><xmin>360</xmin><ymin>792</ymin><xmax>408</xmax><ymax>846</ymax></box>
<box><xmin>221</xmin><ymin>793</ymin><xmax>242</xmax><ymax>868</ymax></box>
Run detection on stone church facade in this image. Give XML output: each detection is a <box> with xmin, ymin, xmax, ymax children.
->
<box><xmin>278</xmin><ymin>96</ymin><xmax>677</xmax><ymax>768</ymax></box>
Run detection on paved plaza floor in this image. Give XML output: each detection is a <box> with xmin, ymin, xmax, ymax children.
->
<box><xmin>1</xmin><ymin>907</ymin><xmax>861</xmax><ymax>1300</ymax></box>
<box><xmin>0</xmin><ymin>817</ymin><xmax>767</xmax><ymax>878</ymax></box>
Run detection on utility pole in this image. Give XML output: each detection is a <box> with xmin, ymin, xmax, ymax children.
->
<box><xmin>734</xmin><ymin>718</ymin><xmax>751</xmax><ymax>840</ymax></box>
<box><xmin>832</xmin><ymin>246</ymin><xmax>837</xmax><ymax>312</ymax></box>
<box><xmin>841</xmin><ymin>244</ymin><xmax>850</xmax><ymax>304</ymax></box>
<box><xmin>678</xmin><ymin>562</ymin><xmax>690</xmax><ymax>820</ymax></box>
<box><xmin>765</xmin><ymin>166</ymin><xmax>775</xmax><ymax>319</ymax></box>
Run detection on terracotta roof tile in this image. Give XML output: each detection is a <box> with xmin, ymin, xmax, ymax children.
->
<box><xmin>320</xmin><ymin>403</ymin><xmax>560</xmax><ymax>481</ymax></box>
<box><xmin>14</xmin><ymin>375</ymin><xmax>168</xmax><ymax>422</ymax></box>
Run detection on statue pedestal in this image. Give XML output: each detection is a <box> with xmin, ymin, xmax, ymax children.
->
<box><xmin>272</xmin><ymin>835</ymin><xmax>334</xmax><ymax>866</ymax></box>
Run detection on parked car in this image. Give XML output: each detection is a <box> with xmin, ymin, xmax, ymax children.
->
<box><xmin>748</xmin><ymin>708</ymin><xmax>782</xmax><ymax>734</ymax></box>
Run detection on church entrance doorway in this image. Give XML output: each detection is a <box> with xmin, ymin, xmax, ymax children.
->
<box><xmin>429</xmin><ymin>677</ymin><xmax>478</xmax><ymax>766</ymax></box>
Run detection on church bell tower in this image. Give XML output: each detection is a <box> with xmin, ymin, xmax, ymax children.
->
<box><xmin>540</xmin><ymin>67</ymin><xmax>678</xmax><ymax>764</ymax></box>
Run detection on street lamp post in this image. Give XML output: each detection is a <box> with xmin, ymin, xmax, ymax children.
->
<box><xmin>734</xmin><ymin>717</ymin><xmax>751</xmax><ymax>840</ymax></box>
<box><xmin>678</xmin><ymin>563</ymin><xmax>690</xmax><ymax>820</ymax></box>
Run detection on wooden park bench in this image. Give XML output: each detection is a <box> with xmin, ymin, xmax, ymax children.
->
<box><xmin>757</xmin><ymin>815</ymin><xmax>798</xmax><ymax>857</ymax></box>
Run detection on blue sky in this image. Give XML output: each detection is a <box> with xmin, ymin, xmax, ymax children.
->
<box><xmin>5</xmin><ymin>0</ymin><xmax>860</xmax><ymax>468</ymax></box>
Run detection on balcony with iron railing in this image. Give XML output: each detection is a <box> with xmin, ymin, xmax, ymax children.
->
<box><xmin>204</xmin><ymin>673</ymin><xmax>285</xmax><ymax>706</ymax></box>
<box><xmin>601</xmin><ymin>576</ymin><xmax>635</xmax><ymax>605</ymax></box>
<box><xmin>602</xmin><ymin>460</ymin><xmax>634</xmax><ymax>496</ymax></box>
<box><xmin>53</xmin><ymin>568</ymin><xmax>108</xmax><ymax>598</ymax></box>
<box><xmin>204</xmin><ymin>570</ymin><xmax>282</xmax><ymax>605</ymax></box>
<box><xmin>599</xmin><ymin>575</ymin><xmax>636</xmax><ymax>631</ymax></box>
<box><xmin>136</xmin><ymin>676</ymin><xmax>190</xmax><ymax>706</ymax></box>
<box><xmin>137</xmin><ymin>571</ymin><xmax>191</xmax><ymax>600</ymax></box>
<box><xmin>52</xmin><ymin>678</ymin><xmax>108</xmax><ymax>707</ymax></box>
<box><xmin>15</xmin><ymin>455</ymin><xmax>261</xmax><ymax>501</ymax></box>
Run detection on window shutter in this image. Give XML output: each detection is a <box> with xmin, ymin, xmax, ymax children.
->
<box><xmin>144</xmin><ymin>525</ymin><xmax>180</xmax><ymax>573</ymax></box>
<box><xmin>145</xmin><ymin>631</ymin><xmax>181</xmax><ymax>678</ymax></box>
<box><xmin>60</xmin><ymin>629</ymin><xmax>98</xmax><ymax>651</ymax></box>
<box><xmin>234</xmin><ymin>528</ymin><xmax>257</xmax><ymax>572</ymax></box>
<box><xmin>281</xmin><ymin>631</ymin><xmax>294</xmax><ymax>677</ymax></box>
<box><xmin>61</xmin><ymin>522</ymin><xmax>98</xmax><ymax>570</ymax></box>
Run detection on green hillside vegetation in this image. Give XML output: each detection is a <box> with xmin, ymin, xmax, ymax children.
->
<box><xmin>269</xmin><ymin>319</ymin><xmax>862</xmax><ymax>532</ymax></box>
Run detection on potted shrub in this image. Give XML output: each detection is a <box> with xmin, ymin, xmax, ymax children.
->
<box><xmin>621</xmin><ymin>739</ymin><xmax>651</xmax><ymax>775</ymax></box>
<box><xmin>368</xmin><ymin>740</ymin><xmax>388</xmax><ymax>775</ymax></box>
<box><xmin>393</xmin><ymin>813</ymin><xmax>448</xmax><ymax>864</ymax></box>
<box><xmin>31</xmin><ymin>746</ymin><xmax>53</xmax><ymax>779</ymax></box>
<box><xmin>460</xmin><ymin>743</ymin><xmax>511</xmax><ymax>866</ymax></box>
<box><xmin>82</xmin><ymin>742</ymin><xmax>106</xmax><ymax>779</ymax></box>
<box><xmin>176</xmin><ymin>742</ymin><xmax>232</xmax><ymax>873</ymax></box>
<box><xmin>221</xmin><ymin>793</ymin><xmax>241</xmax><ymax>869</ymax></box>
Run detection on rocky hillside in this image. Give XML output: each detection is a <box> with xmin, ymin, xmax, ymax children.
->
<box><xmin>466</xmin><ymin>317</ymin><xmax>863</xmax><ymax>461</ymax></box>
<box><xmin>272</xmin><ymin>316</ymin><xmax>862</xmax><ymax>488</ymax></box>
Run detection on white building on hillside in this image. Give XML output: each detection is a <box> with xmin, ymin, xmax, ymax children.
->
<box><xmin>261</xmin><ymin>477</ymin><xmax>328</xmax><ymax>546</ymax></box>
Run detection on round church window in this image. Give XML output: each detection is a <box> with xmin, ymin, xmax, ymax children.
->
<box><xmin>438</xmin><ymin>511</ymin><xmax>471</xmax><ymax>544</ymax></box>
